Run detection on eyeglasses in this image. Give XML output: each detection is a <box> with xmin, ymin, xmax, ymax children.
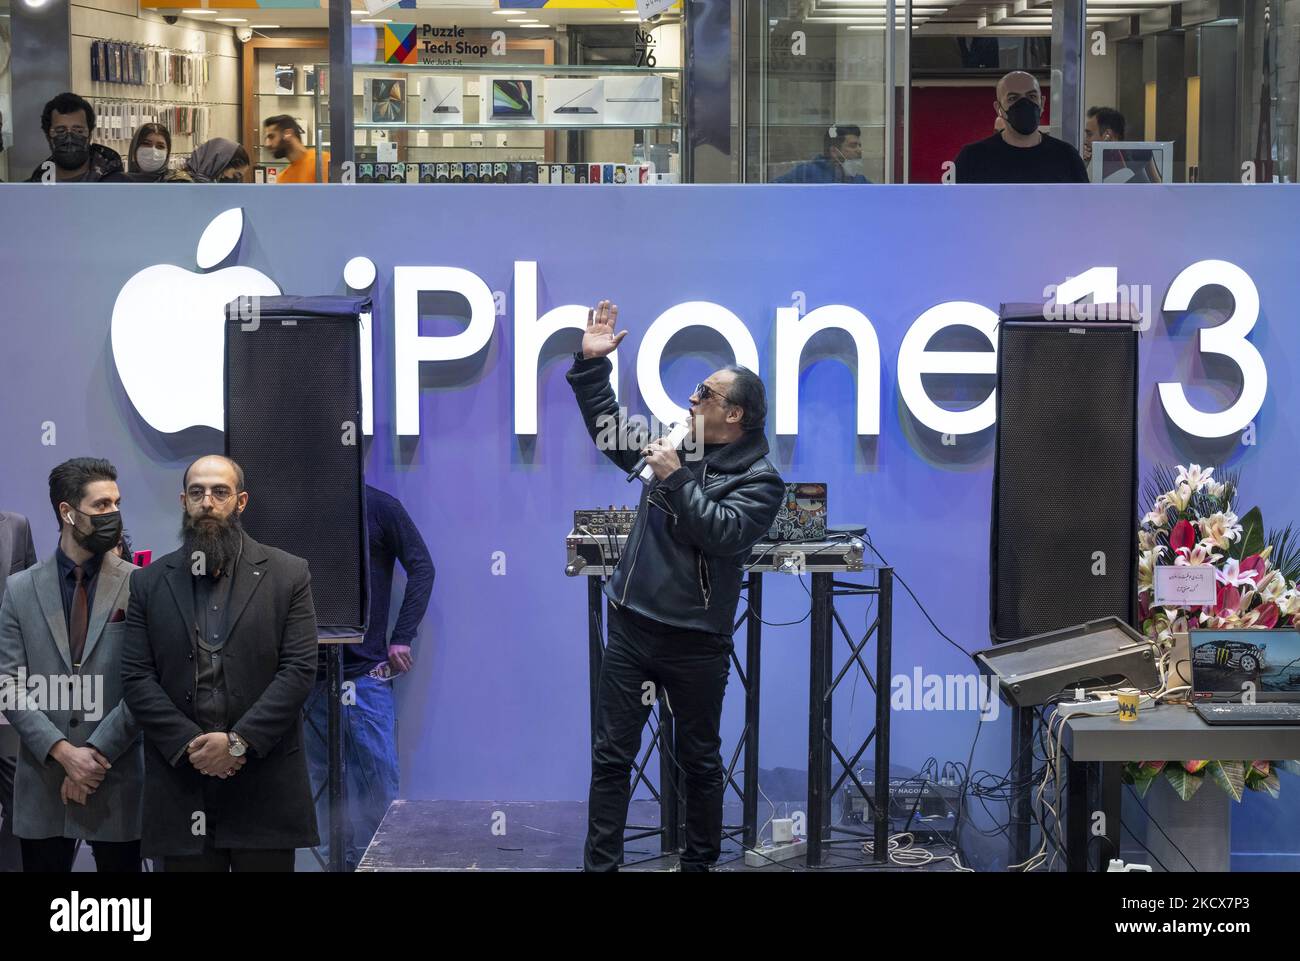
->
<box><xmin>186</xmin><ymin>486</ymin><xmax>235</xmax><ymax>504</ymax></box>
<box><xmin>50</xmin><ymin>125</ymin><xmax>90</xmax><ymax>138</ymax></box>
<box><xmin>694</xmin><ymin>382</ymin><xmax>734</xmax><ymax>406</ymax></box>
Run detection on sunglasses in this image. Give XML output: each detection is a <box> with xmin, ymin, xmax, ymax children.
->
<box><xmin>694</xmin><ymin>382</ymin><xmax>734</xmax><ymax>406</ymax></box>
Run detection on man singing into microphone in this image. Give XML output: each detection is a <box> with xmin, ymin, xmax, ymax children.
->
<box><xmin>568</xmin><ymin>300</ymin><xmax>784</xmax><ymax>872</ymax></box>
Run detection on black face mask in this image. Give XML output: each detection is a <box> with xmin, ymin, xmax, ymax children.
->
<box><xmin>51</xmin><ymin>132</ymin><xmax>91</xmax><ymax>170</ymax></box>
<box><xmin>69</xmin><ymin>509</ymin><xmax>123</xmax><ymax>556</ymax></box>
<box><xmin>1004</xmin><ymin>99</ymin><xmax>1042</xmax><ymax>137</ymax></box>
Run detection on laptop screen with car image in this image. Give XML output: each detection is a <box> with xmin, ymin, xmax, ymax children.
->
<box><xmin>1190</xmin><ymin>628</ymin><xmax>1300</xmax><ymax>702</ymax></box>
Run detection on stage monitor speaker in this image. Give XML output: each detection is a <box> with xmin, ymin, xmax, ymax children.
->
<box><xmin>223</xmin><ymin>295</ymin><xmax>370</xmax><ymax>635</ymax></box>
<box><xmin>974</xmin><ymin>617</ymin><xmax>1160</xmax><ymax>707</ymax></box>
<box><xmin>990</xmin><ymin>311</ymin><xmax>1138</xmax><ymax>643</ymax></box>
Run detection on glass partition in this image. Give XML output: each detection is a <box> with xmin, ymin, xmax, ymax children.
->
<box><xmin>741</xmin><ymin>0</ymin><xmax>1300</xmax><ymax>186</ymax></box>
<box><xmin>744</xmin><ymin>0</ymin><xmax>895</xmax><ymax>184</ymax></box>
<box><xmin>0</xmin><ymin>1</ymin><xmax>10</xmax><ymax>183</ymax></box>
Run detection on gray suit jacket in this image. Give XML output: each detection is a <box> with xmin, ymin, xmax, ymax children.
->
<box><xmin>0</xmin><ymin>551</ymin><xmax>143</xmax><ymax>842</ymax></box>
<box><xmin>0</xmin><ymin>513</ymin><xmax>38</xmax><ymax>744</ymax></box>
<box><xmin>0</xmin><ymin>512</ymin><xmax>38</xmax><ymax>606</ymax></box>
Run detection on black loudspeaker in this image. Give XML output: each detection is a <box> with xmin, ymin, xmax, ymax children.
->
<box><xmin>990</xmin><ymin>314</ymin><xmax>1138</xmax><ymax>643</ymax></box>
<box><xmin>224</xmin><ymin>295</ymin><xmax>370</xmax><ymax>635</ymax></box>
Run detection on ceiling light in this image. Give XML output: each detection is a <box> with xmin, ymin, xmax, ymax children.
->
<box><xmin>248</xmin><ymin>24</ymin><xmax>280</xmax><ymax>29</ymax></box>
<box><xmin>360</xmin><ymin>18</ymin><xmax>393</xmax><ymax>23</ymax></box>
<box><xmin>182</xmin><ymin>8</ymin><xmax>217</xmax><ymax>14</ymax></box>
<box><xmin>215</xmin><ymin>17</ymin><xmax>248</xmax><ymax>23</ymax></box>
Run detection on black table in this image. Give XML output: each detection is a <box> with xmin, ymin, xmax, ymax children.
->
<box><xmin>1061</xmin><ymin>703</ymin><xmax>1300</xmax><ymax>871</ymax></box>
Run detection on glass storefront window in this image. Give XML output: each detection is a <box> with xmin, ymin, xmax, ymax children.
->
<box><xmin>0</xmin><ymin>1</ymin><xmax>11</xmax><ymax>182</ymax></box>
<box><xmin>345</xmin><ymin>11</ymin><xmax>682</xmax><ymax>185</ymax></box>
<box><xmin>744</xmin><ymin>0</ymin><xmax>894</xmax><ymax>184</ymax></box>
<box><xmin>740</xmin><ymin>0</ymin><xmax>1300</xmax><ymax>186</ymax></box>
<box><xmin>1</xmin><ymin>1</ymin><xmax>1296</xmax><ymax>188</ymax></box>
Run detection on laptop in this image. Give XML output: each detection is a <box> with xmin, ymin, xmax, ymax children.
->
<box><xmin>766</xmin><ymin>483</ymin><xmax>827</xmax><ymax>542</ymax></box>
<box><xmin>492</xmin><ymin>79</ymin><xmax>533</xmax><ymax>118</ymax></box>
<box><xmin>1189</xmin><ymin>628</ymin><xmax>1300</xmax><ymax>725</ymax></box>
<box><xmin>552</xmin><ymin>87</ymin><xmax>599</xmax><ymax>115</ymax></box>
<box><xmin>428</xmin><ymin>87</ymin><xmax>461</xmax><ymax>115</ymax></box>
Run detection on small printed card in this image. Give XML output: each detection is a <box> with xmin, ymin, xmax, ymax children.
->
<box><xmin>635</xmin><ymin>0</ymin><xmax>676</xmax><ymax>20</ymax></box>
<box><xmin>1154</xmin><ymin>565</ymin><xmax>1217</xmax><ymax>607</ymax></box>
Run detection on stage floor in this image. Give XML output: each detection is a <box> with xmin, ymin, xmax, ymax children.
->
<box><xmin>357</xmin><ymin>799</ymin><xmax>959</xmax><ymax>872</ymax></box>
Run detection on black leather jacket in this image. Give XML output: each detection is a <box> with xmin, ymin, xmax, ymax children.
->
<box><xmin>568</xmin><ymin>355</ymin><xmax>785</xmax><ymax>634</ymax></box>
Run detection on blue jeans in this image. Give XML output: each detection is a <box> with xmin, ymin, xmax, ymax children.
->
<box><xmin>303</xmin><ymin>674</ymin><xmax>400</xmax><ymax>871</ymax></box>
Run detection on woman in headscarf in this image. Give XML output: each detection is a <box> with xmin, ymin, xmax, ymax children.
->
<box><xmin>126</xmin><ymin>122</ymin><xmax>172</xmax><ymax>182</ymax></box>
<box><xmin>171</xmin><ymin>137</ymin><xmax>252</xmax><ymax>183</ymax></box>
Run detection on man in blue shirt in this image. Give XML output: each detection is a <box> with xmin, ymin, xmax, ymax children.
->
<box><xmin>303</xmin><ymin>485</ymin><xmax>434</xmax><ymax>871</ymax></box>
<box><xmin>774</xmin><ymin>123</ymin><xmax>871</xmax><ymax>184</ymax></box>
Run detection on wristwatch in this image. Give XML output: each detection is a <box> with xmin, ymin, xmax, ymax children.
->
<box><xmin>227</xmin><ymin>732</ymin><xmax>247</xmax><ymax>757</ymax></box>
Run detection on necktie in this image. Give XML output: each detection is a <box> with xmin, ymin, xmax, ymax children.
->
<box><xmin>70</xmin><ymin>565</ymin><xmax>89</xmax><ymax>669</ymax></box>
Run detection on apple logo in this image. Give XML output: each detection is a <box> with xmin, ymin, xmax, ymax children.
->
<box><xmin>111</xmin><ymin>207</ymin><xmax>281</xmax><ymax>433</ymax></box>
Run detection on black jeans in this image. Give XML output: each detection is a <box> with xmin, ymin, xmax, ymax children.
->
<box><xmin>0</xmin><ymin>752</ymin><xmax>19</xmax><ymax>871</ymax></box>
<box><xmin>21</xmin><ymin>836</ymin><xmax>141</xmax><ymax>872</ymax></box>
<box><xmin>584</xmin><ymin>604</ymin><xmax>732</xmax><ymax>872</ymax></box>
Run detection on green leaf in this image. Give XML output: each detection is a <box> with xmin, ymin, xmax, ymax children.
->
<box><xmin>1264</xmin><ymin>523</ymin><xmax>1300</xmax><ymax>586</ymax></box>
<box><xmin>1208</xmin><ymin>760</ymin><xmax>1246</xmax><ymax>801</ymax></box>
<box><xmin>1165</xmin><ymin>765</ymin><xmax>1204</xmax><ymax>800</ymax></box>
<box><xmin>1133</xmin><ymin>773</ymin><xmax>1155</xmax><ymax>799</ymax></box>
<box><xmin>1142</xmin><ymin>465</ymin><xmax>1180</xmax><ymax>516</ymax></box>
<box><xmin>1238</xmin><ymin>507</ymin><xmax>1266</xmax><ymax>561</ymax></box>
<box><xmin>1259</xmin><ymin>774</ymin><xmax>1282</xmax><ymax>799</ymax></box>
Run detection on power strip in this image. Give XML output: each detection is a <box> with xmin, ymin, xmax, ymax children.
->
<box><xmin>1055</xmin><ymin>693</ymin><xmax>1155</xmax><ymax>716</ymax></box>
<box><xmin>745</xmin><ymin>838</ymin><xmax>807</xmax><ymax>867</ymax></box>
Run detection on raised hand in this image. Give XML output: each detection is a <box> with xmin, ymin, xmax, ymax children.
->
<box><xmin>581</xmin><ymin>300</ymin><xmax>629</xmax><ymax>360</ymax></box>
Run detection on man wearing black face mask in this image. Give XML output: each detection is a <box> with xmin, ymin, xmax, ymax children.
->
<box><xmin>0</xmin><ymin>458</ymin><xmax>143</xmax><ymax>872</ymax></box>
<box><xmin>25</xmin><ymin>92</ymin><xmax>127</xmax><ymax>184</ymax></box>
<box><xmin>953</xmin><ymin>71</ymin><xmax>1088</xmax><ymax>184</ymax></box>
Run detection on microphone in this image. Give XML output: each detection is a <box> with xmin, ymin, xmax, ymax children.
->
<box><xmin>626</xmin><ymin>422</ymin><xmax>691</xmax><ymax>483</ymax></box>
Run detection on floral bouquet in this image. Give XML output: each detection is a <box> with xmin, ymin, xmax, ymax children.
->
<box><xmin>1125</xmin><ymin>464</ymin><xmax>1300</xmax><ymax>800</ymax></box>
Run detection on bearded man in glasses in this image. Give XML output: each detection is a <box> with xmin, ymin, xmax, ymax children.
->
<box><xmin>122</xmin><ymin>455</ymin><xmax>319</xmax><ymax>871</ymax></box>
<box><xmin>568</xmin><ymin>301</ymin><xmax>785</xmax><ymax>872</ymax></box>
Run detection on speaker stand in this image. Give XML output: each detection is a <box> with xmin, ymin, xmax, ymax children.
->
<box><xmin>1009</xmin><ymin>706</ymin><xmax>1035</xmax><ymax>867</ymax></box>
<box><xmin>327</xmin><ymin>643</ymin><xmax>345</xmax><ymax>873</ymax></box>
